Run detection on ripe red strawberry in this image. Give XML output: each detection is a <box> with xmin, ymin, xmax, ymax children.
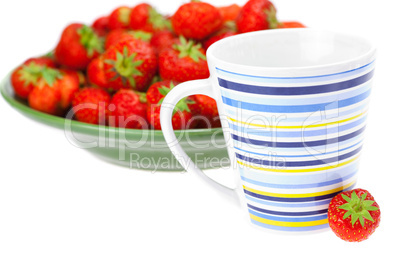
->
<box><xmin>105</xmin><ymin>29</ymin><xmax>127</xmax><ymax>49</ymax></box>
<box><xmin>105</xmin><ymin>29</ymin><xmax>152</xmax><ymax>50</ymax></box>
<box><xmin>146</xmin><ymin>80</ymin><xmax>178</xmax><ymax>105</ymax></box>
<box><xmin>23</xmin><ymin>66</ymin><xmax>80</xmax><ymax>115</ymax></box>
<box><xmin>108</xmin><ymin>6</ymin><xmax>132</xmax><ymax>30</ymax></box>
<box><xmin>328</xmin><ymin>188</ymin><xmax>380</xmax><ymax>242</ymax></box>
<box><xmin>71</xmin><ymin>87</ymin><xmax>111</xmax><ymax>125</ymax></box>
<box><xmin>159</xmin><ymin>36</ymin><xmax>209</xmax><ymax>82</ymax></box>
<box><xmin>55</xmin><ymin>23</ymin><xmax>103</xmax><ymax>70</ymax></box>
<box><xmin>127</xmin><ymin>30</ymin><xmax>153</xmax><ymax>43</ymax></box>
<box><xmin>150</xmin><ymin>30</ymin><xmax>176</xmax><ymax>54</ymax></box>
<box><xmin>61</xmin><ymin>69</ymin><xmax>86</xmax><ymax>87</ymax></box>
<box><xmin>203</xmin><ymin>31</ymin><xmax>236</xmax><ymax>50</ymax></box>
<box><xmin>92</xmin><ymin>15</ymin><xmax>110</xmax><ymax>37</ymax></box>
<box><xmin>191</xmin><ymin>95</ymin><xmax>221</xmax><ymax>128</ymax></box>
<box><xmin>236</xmin><ymin>0</ymin><xmax>279</xmax><ymax>33</ymax></box>
<box><xmin>26</xmin><ymin>66</ymin><xmax>64</xmax><ymax>114</ymax></box>
<box><xmin>24</xmin><ymin>57</ymin><xmax>57</xmax><ymax>68</ymax></box>
<box><xmin>102</xmin><ymin>39</ymin><xmax>157</xmax><ymax>91</ymax></box>
<box><xmin>146</xmin><ymin>80</ymin><xmax>197</xmax><ymax>130</ymax></box>
<box><xmin>108</xmin><ymin>89</ymin><xmax>148</xmax><ymax>129</ymax></box>
<box><xmin>129</xmin><ymin>3</ymin><xmax>172</xmax><ymax>33</ymax></box>
<box><xmin>171</xmin><ymin>2</ymin><xmax>223</xmax><ymax>40</ymax></box>
<box><xmin>87</xmin><ymin>57</ymin><xmax>108</xmax><ymax>88</ymax></box>
<box><xmin>28</xmin><ymin>81</ymin><xmax>62</xmax><ymax>116</ymax></box>
<box><xmin>218</xmin><ymin>4</ymin><xmax>241</xmax><ymax>22</ymax></box>
<box><xmin>147</xmin><ymin>103</ymin><xmax>196</xmax><ymax>130</ymax></box>
<box><xmin>58</xmin><ymin>70</ymin><xmax>81</xmax><ymax>110</ymax></box>
<box><xmin>11</xmin><ymin>58</ymin><xmax>58</xmax><ymax>99</ymax></box>
<box><xmin>278</xmin><ymin>21</ymin><xmax>306</xmax><ymax>28</ymax></box>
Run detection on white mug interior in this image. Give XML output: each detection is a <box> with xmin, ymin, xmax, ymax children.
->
<box><xmin>207</xmin><ymin>28</ymin><xmax>375</xmax><ymax>76</ymax></box>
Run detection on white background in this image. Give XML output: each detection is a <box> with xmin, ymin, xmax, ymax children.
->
<box><xmin>0</xmin><ymin>0</ymin><xmax>401</xmax><ymax>267</ymax></box>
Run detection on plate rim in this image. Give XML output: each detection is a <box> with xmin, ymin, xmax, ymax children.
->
<box><xmin>1</xmin><ymin>74</ymin><xmax>224</xmax><ymax>139</ymax></box>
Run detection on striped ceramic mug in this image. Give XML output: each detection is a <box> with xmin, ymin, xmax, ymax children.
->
<box><xmin>160</xmin><ymin>29</ymin><xmax>376</xmax><ymax>232</ymax></box>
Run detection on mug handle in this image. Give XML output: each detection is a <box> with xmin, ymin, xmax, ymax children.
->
<box><xmin>160</xmin><ymin>78</ymin><xmax>239</xmax><ymax>202</ymax></box>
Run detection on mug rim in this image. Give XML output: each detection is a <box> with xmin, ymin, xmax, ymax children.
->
<box><xmin>206</xmin><ymin>28</ymin><xmax>376</xmax><ymax>77</ymax></box>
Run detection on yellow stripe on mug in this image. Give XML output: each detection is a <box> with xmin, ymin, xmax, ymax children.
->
<box><xmin>249</xmin><ymin>214</ymin><xmax>329</xmax><ymax>227</ymax></box>
<box><xmin>227</xmin><ymin>110</ymin><xmax>367</xmax><ymax>129</ymax></box>
<box><xmin>243</xmin><ymin>180</ymin><xmax>356</xmax><ymax>199</ymax></box>
<box><xmin>237</xmin><ymin>155</ymin><xmax>360</xmax><ymax>173</ymax></box>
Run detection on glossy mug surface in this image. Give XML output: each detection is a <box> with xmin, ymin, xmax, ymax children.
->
<box><xmin>160</xmin><ymin>29</ymin><xmax>376</xmax><ymax>232</ymax></box>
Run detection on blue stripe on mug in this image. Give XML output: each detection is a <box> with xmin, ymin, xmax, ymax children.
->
<box><xmin>225</xmin><ymin>101</ymin><xmax>369</xmax><ymax>124</ymax></box>
<box><xmin>220</xmin><ymin>82</ymin><xmax>371</xmax><ymax>106</ymax></box>
<box><xmin>245</xmin><ymin>195</ymin><xmax>332</xmax><ymax>208</ymax></box>
<box><xmin>239</xmin><ymin>160</ymin><xmax>360</xmax><ymax>185</ymax></box>
<box><xmin>218</xmin><ymin>70</ymin><xmax>374</xmax><ymax>95</ymax></box>
<box><xmin>233</xmin><ymin>135</ymin><xmax>364</xmax><ymax>156</ymax></box>
<box><xmin>248</xmin><ymin>209</ymin><xmax>328</xmax><ymax>224</ymax></box>
<box><xmin>241</xmin><ymin>170</ymin><xmax>357</xmax><ymax>189</ymax></box>
<box><xmin>215</xmin><ymin>60</ymin><xmax>375</xmax><ymax>83</ymax></box>
<box><xmin>221</xmin><ymin>89</ymin><xmax>371</xmax><ymax>113</ymax></box>
<box><xmin>234</xmin><ymin>139</ymin><xmax>363</xmax><ymax>158</ymax></box>
<box><xmin>235</xmin><ymin>146</ymin><xmax>362</xmax><ymax>167</ymax></box>
<box><xmin>243</xmin><ymin>183</ymin><xmax>356</xmax><ymax>202</ymax></box>
<box><xmin>231</xmin><ymin>126</ymin><xmax>365</xmax><ymax>148</ymax></box>
<box><xmin>247</xmin><ymin>204</ymin><xmax>328</xmax><ymax>217</ymax></box>
<box><xmin>228</xmin><ymin>115</ymin><xmax>367</xmax><ymax>138</ymax></box>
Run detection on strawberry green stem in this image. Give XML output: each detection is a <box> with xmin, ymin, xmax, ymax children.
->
<box><xmin>19</xmin><ymin>63</ymin><xmax>46</xmax><ymax>86</ymax></box>
<box><xmin>339</xmin><ymin>191</ymin><xmax>379</xmax><ymax>227</ymax></box>
<box><xmin>119</xmin><ymin>7</ymin><xmax>131</xmax><ymax>25</ymax></box>
<box><xmin>138</xmin><ymin>92</ymin><xmax>147</xmax><ymax>103</ymax></box>
<box><xmin>156</xmin><ymin>82</ymin><xmax>193</xmax><ymax>114</ymax></box>
<box><xmin>129</xmin><ymin>30</ymin><xmax>153</xmax><ymax>42</ymax></box>
<box><xmin>148</xmin><ymin>6</ymin><xmax>172</xmax><ymax>31</ymax></box>
<box><xmin>104</xmin><ymin>46</ymin><xmax>143</xmax><ymax>88</ymax></box>
<box><xmin>173</xmin><ymin>36</ymin><xmax>206</xmax><ymax>62</ymax></box>
<box><xmin>77</xmin><ymin>25</ymin><xmax>103</xmax><ymax>57</ymax></box>
<box><xmin>19</xmin><ymin>63</ymin><xmax>62</xmax><ymax>87</ymax></box>
<box><xmin>265</xmin><ymin>6</ymin><xmax>279</xmax><ymax>29</ymax></box>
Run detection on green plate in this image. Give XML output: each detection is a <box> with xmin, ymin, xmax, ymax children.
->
<box><xmin>1</xmin><ymin>75</ymin><xmax>230</xmax><ymax>171</ymax></box>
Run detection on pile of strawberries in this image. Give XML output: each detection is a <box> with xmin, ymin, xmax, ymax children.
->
<box><xmin>11</xmin><ymin>0</ymin><xmax>304</xmax><ymax>130</ymax></box>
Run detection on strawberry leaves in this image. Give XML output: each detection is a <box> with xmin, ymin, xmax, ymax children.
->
<box><xmin>175</xmin><ymin>97</ymin><xmax>194</xmax><ymax>113</ymax></box>
<box><xmin>157</xmin><ymin>81</ymin><xmax>176</xmax><ymax>105</ymax></box>
<box><xmin>77</xmin><ymin>25</ymin><xmax>104</xmax><ymax>57</ymax></box>
<box><xmin>156</xmin><ymin>81</ymin><xmax>194</xmax><ymax>115</ymax></box>
<box><xmin>105</xmin><ymin>46</ymin><xmax>144</xmax><ymax>87</ymax></box>
<box><xmin>264</xmin><ymin>5</ymin><xmax>279</xmax><ymax>29</ymax></box>
<box><xmin>129</xmin><ymin>30</ymin><xmax>153</xmax><ymax>42</ymax></box>
<box><xmin>148</xmin><ymin>6</ymin><xmax>172</xmax><ymax>31</ymax></box>
<box><xmin>18</xmin><ymin>62</ymin><xmax>62</xmax><ymax>87</ymax></box>
<box><xmin>339</xmin><ymin>191</ymin><xmax>379</xmax><ymax>227</ymax></box>
<box><xmin>173</xmin><ymin>36</ymin><xmax>206</xmax><ymax>62</ymax></box>
<box><xmin>18</xmin><ymin>62</ymin><xmax>46</xmax><ymax>86</ymax></box>
<box><xmin>118</xmin><ymin>7</ymin><xmax>131</xmax><ymax>25</ymax></box>
<box><xmin>41</xmin><ymin>67</ymin><xmax>63</xmax><ymax>86</ymax></box>
<box><xmin>138</xmin><ymin>92</ymin><xmax>147</xmax><ymax>103</ymax></box>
